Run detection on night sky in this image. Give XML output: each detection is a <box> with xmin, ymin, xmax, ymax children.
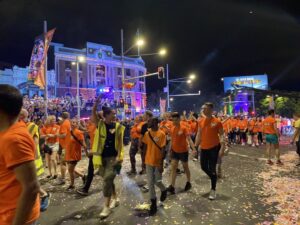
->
<box><xmin>1</xmin><ymin>0</ymin><xmax>300</xmax><ymax>95</ymax></box>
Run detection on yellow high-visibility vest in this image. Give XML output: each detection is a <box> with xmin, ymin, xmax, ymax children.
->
<box><xmin>27</xmin><ymin>122</ymin><xmax>45</xmax><ymax>177</ymax></box>
<box><xmin>92</xmin><ymin>120</ymin><xmax>125</xmax><ymax>168</ymax></box>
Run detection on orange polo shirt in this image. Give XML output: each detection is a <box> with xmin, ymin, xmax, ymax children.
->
<box><xmin>41</xmin><ymin>124</ymin><xmax>60</xmax><ymax>144</ymax></box>
<box><xmin>170</xmin><ymin>124</ymin><xmax>189</xmax><ymax>153</ymax></box>
<box><xmin>65</xmin><ymin>128</ymin><xmax>84</xmax><ymax>162</ymax></box>
<box><xmin>59</xmin><ymin>119</ymin><xmax>71</xmax><ymax>149</ymax></box>
<box><xmin>199</xmin><ymin>117</ymin><xmax>223</xmax><ymax>149</ymax></box>
<box><xmin>0</xmin><ymin>122</ymin><xmax>40</xmax><ymax>225</ymax></box>
<box><xmin>263</xmin><ymin>116</ymin><xmax>277</xmax><ymax>134</ymax></box>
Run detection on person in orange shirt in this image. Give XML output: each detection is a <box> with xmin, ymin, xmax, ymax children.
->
<box><xmin>127</xmin><ymin>115</ymin><xmax>143</xmax><ymax>175</ymax></box>
<box><xmin>77</xmin><ymin>118</ymin><xmax>97</xmax><ymax>196</ymax></box>
<box><xmin>40</xmin><ymin>115</ymin><xmax>60</xmax><ymax>179</ymax></box>
<box><xmin>166</xmin><ymin>112</ymin><xmax>196</xmax><ymax>195</ymax></box>
<box><xmin>195</xmin><ymin>102</ymin><xmax>225</xmax><ymax>200</ymax></box>
<box><xmin>56</xmin><ymin>112</ymin><xmax>71</xmax><ymax>185</ymax></box>
<box><xmin>257</xmin><ymin>117</ymin><xmax>263</xmax><ymax>145</ymax></box>
<box><xmin>159</xmin><ymin>113</ymin><xmax>173</xmax><ymax>167</ymax></box>
<box><xmin>65</xmin><ymin>119</ymin><xmax>87</xmax><ymax>190</ymax></box>
<box><xmin>0</xmin><ymin>84</ymin><xmax>40</xmax><ymax>225</ymax></box>
<box><xmin>249</xmin><ymin>117</ymin><xmax>259</xmax><ymax>147</ymax></box>
<box><xmin>262</xmin><ymin>109</ymin><xmax>282</xmax><ymax>165</ymax></box>
<box><xmin>229</xmin><ymin>116</ymin><xmax>238</xmax><ymax>144</ymax></box>
<box><xmin>237</xmin><ymin>116</ymin><xmax>248</xmax><ymax>146</ymax></box>
<box><xmin>143</xmin><ymin>117</ymin><xmax>167</xmax><ymax>216</ymax></box>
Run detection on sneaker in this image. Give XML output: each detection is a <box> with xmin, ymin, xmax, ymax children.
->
<box><xmin>160</xmin><ymin>190</ymin><xmax>167</xmax><ymax>202</ymax></box>
<box><xmin>66</xmin><ymin>185</ymin><xmax>75</xmax><ymax>191</ymax></box>
<box><xmin>127</xmin><ymin>170</ymin><xmax>137</xmax><ymax>176</ymax></box>
<box><xmin>82</xmin><ymin>175</ymin><xmax>87</xmax><ymax>185</ymax></box>
<box><xmin>166</xmin><ymin>185</ymin><xmax>175</xmax><ymax>195</ymax></box>
<box><xmin>56</xmin><ymin>178</ymin><xmax>66</xmax><ymax>185</ymax></box>
<box><xmin>242</xmin><ymin>143</ymin><xmax>245</xmax><ymax>146</ymax></box>
<box><xmin>267</xmin><ymin>160</ymin><xmax>274</xmax><ymax>165</ymax></box>
<box><xmin>296</xmin><ymin>162</ymin><xmax>300</xmax><ymax>167</ymax></box>
<box><xmin>184</xmin><ymin>182</ymin><xmax>192</xmax><ymax>191</ymax></box>
<box><xmin>40</xmin><ymin>193</ymin><xmax>51</xmax><ymax>212</ymax></box>
<box><xmin>46</xmin><ymin>175</ymin><xmax>52</xmax><ymax>179</ymax></box>
<box><xmin>109</xmin><ymin>198</ymin><xmax>120</xmax><ymax>209</ymax></box>
<box><xmin>252</xmin><ymin>144</ymin><xmax>255</xmax><ymax>147</ymax></box>
<box><xmin>176</xmin><ymin>169</ymin><xmax>182</xmax><ymax>175</ymax></box>
<box><xmin>76</xmin><ymin>188</ymin><xmax>89</xmax><ymax>196</ymax></box>
<box><xmin>276</xmin><ymin>160</ymin><xmax>283</xmax><ymax>165</ymax></box>
<box><xmin>139</xmin><ymin>169</ymin><xmax>146</xmax><ymax>175</ymax></box>
<box><xmin>208</xmin><ymin>190</ymin><xmax>216</xmax><ymax>200</ymax></box>
<box><xmin>99</xmin><ymin>206</ymin><xmax>111</xmax><ymax>219</ymax></box>
<box><xmin>52</xmin><ymin>175</ymin><xmax>58</xmax><ymax>180</ymax></box>
<box><xmin>149</xmin><ymin>198</ymin><xmax>157</xmax><ymax>216</ymax></box>
<box><xmin>141</xmin><ymin>185</ymin><xmax>149</xmax><ymax>193</ymax></box>
<box><xmin>192</xmin><ymin>158</ymin><xmax>198</xmax><ymax>162</ymax></box>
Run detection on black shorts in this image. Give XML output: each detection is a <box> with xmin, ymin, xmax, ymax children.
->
<box><xmin>68</xmin><ymin>161</ymin><xmax>78</xmax><ymax>165</ymax></box>
<box><xmin>296</xmin><ymin>141</ymin><xmax>300</xmax><ymax>156</ymax></box>
<box><xmin>171</xmin><ymin>150</ymin><xmax>188</xmax><ymax>162</ymax></box>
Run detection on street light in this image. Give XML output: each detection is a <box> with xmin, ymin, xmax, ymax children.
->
<box><xmin>136</xmin><ymin>39</ymin><xmax>145</xmax><ymax>46</ymax></box>
<box><xmin>73</xmin><ymin>55</ymin><xmax>86</xmax><ymax>119</ymax></box>
<box><xmin>189</xmin><ymin>74</ymin><xmax>196</xmax><ymax>80</ymax></box>
<box><xmin>187</xmin><ymin>79</ymin><xmax>192</xmax><ymax>84</ymax></box>
<box><xmin>159</xmin><ymin>48</ymin><xmax>167</xmax><ymax>56</ymax></box>
<box><xmin>170</xmin><ymin>97</ymin><xmax>174</xmax><ymax>101</ymax></box>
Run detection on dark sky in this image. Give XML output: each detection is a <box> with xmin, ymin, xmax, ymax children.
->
<box><xmin>1</xmin><ymin>0</ymin><xmax>300</xmax><ymax>94</ymax></box>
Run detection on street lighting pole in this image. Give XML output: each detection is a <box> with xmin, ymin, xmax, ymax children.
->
<box><xmin>76</xmin><ymin>60</ymin><xmax>80</xmax><ymax>119</ymax></box>
<box><xmin>166</xmin><ymin>63</ymin><xmax>170</xmax><ymax>111</ymax></box>
<box><xmin>121</xmin><ymin>29</ymin><xmax>125</xmax><ymax>120</ymax></box>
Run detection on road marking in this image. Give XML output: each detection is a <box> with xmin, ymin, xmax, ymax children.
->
<box><xmin>228</xmin><ymin>151</ymin><xmax>266</xmax><ymax>161</ymax></box>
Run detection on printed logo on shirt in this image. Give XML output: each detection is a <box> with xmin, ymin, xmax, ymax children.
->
<box><xmin>109</xmin><ymin>129</ymin><xmax>116</xmax><ymax>134</ymax></box>
<box><xmin>211</xmin><ymin>122</ymin><xmax>217</xmax><ymax>128</ymax></box>
<box><xmin>153</xmin><ymin>136</ymin><xmax>159</xmax><ymax>142</ymax></box>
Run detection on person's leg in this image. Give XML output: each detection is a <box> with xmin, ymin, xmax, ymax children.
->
<box><xmin>129</xmin><ymin>139</ymin><xmax>138</xmax><ymax>173</ymax></box>
<box><xmin>182</xmin><ymin>161</ymin><xmax>190</xmax><ymax>183</ymax></box>
<box><xmin>74</xmin><ymin>168</ymin><xmax>84</xmax><ymax>177</ymax></box>
<box><xmin>266</xmin><ymin>142</ymin><xmax>272</xmax><ymax>162</ymax></box>
<box><xmin>51</xmin><ymin>151</ymin><xmax>58</xmax><ymax>176</ymax></box>
<box><xmin>209</xmin><ymin>146</ymin><xmax>220</xmax><ymax>191</ymax></box>
<box><xmin>274</xmin><ymin>142</ymin><xmax>281</xmax><ymax>162</ymax></box>
<box><xmin>200</xmin><ymin>150</ymin><xmax>210</xmax><ymax>178</ymax></box>
<box><xmin>170</xmin><ymin>159</ymin><xmax>178</xmax><ymax>187</ymax></box>
<box><xmin>60</xmin><ymin>149</ymin><xmax>67</xmax><ymax>180</ymax></box>
<box><xmin>140</xmin><ymin>145</ymin><xmax>146</xmax><ymax>172</ymax></box>
<box><xmin>82</xmin><ymin>156</ymin><xmax>94</xmax><ymax>192</ymax></box>
<box><xmin>68</xmin><ymin>163</ymin><xmax>75</xmax><ymax>187</ymax></box>
<box><xmin>46</xmin><ymin>153</ymin><xmax>52</xmax><ymax>177</ymax></box>
<box><xmin>146</xmin><ymin>165</ymin><xmax>156</xmax><ymax>200</ymax></box>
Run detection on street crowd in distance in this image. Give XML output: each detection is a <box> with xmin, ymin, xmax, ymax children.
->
<box><xmin>0</xmin><ymin>84</ymin><xmax>300</xmax><ymax>225</ymax></box>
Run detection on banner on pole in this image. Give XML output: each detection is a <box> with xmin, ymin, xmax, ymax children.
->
<box><xmin>27</xmin><ymin>28</ymin><xmax>55</xmax><ymax>89</ymax></box>
<box><xmin>160</xmin><ymin>98</ymin><xmax>166</xmax><ymax>114</ymax></box>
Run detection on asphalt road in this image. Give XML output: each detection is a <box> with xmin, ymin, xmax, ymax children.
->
<box><xmin>38</xmin><ymin>142</ymin><xmax>299</xmax><ymax>225</ymax></box>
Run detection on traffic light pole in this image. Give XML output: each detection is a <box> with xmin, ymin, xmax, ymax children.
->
<box><xmin>121</xmin><ymin>29</ymin><xmax>125</xmax><ymax>120</ymax></box>
<box><xmin>123</xmin><ymin>72</ymin><xmax>159</xmax><ymax>81</ymax></box>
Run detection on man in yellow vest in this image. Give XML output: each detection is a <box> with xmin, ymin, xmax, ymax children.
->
<box><xmin>90</xmin><ymin>97</ymin><xmax>125</xmax><ymax>219</ymax></box>
<box><xmin>18</xmin><ymin>109</ymin><xmax>51</xmax><ymax>212</ymax></box>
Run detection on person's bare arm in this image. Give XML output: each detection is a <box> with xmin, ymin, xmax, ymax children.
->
<box><xmin>12</xmin><ymin>161</ymin><xmax>40</xmax><ymax>225</ymax></box>
<box><xmin>195</xmin><ymin>127</ymin><xmax>201</xmax><ymax>147</ymax></box>
<box><xmin>187</xmin><ymin>135</ymin><xmax>196</xmax><ymax>151</ymax></box>
<box><xmin>92</xmin><ymin>96</ymin><xmax>101</xmax><ymax>126</ymax></box>
<box><xmin>218</xmin><ymin>127</ymin><xmax>226</xmax><ymax>156</ymax></box>
<box><xmin>291</xmin><ymin>127</ymin><xmax>300</xmax><ymax>144</ymax></box>
<box><xmin>33</xmin><ymin>136</ymin><xmax>39</xmax><ymax>159</ymax></box>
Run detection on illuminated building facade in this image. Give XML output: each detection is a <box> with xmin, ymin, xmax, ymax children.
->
<box><xmin>52</xmin><ymin>42</ymin><xmax>147</xmax><ymax>114</ymax></box>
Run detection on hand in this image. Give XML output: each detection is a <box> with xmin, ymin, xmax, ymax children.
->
<box><xmin>192</xmin><ymin>149</ymin><xmax>198</xmax><ymax>157</ymax></box>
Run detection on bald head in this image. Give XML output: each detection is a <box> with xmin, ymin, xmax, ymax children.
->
<box><xmin>19</xmin><ymin>108</ymin><xmax>29</xmax><ymax>122</ymax></box>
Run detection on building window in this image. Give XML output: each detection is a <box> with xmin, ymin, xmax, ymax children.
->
<box><xmin>65</xmin><ymin>72</ymin><xmax>72</xmax><ymax>87</ymax></box>
<box><xmin>139</xmin><ymin>83</ymin><xmax>144</xmax><ymax>92</ymax></box>
<box><xmin>65</xmin><ymin>61</ymin><xmax>71</xmax><ymax>70</ymax></box>
<box><xmin>125</xmin><ymin>68</ymin><xmax>131</xmax><ymax>76</ymax></box>
<box><xmin>96</xmin><ymin>65</ymin><xmax>105</xmax><ymax>78</ymax></box>
<box><xmin>80</xmin><ymin>77</ymin><xmax>83</xmax><ymax>87</ymax></box>
<box><xmin>117</xmin><ymin>67</ymin><xmax>122</xmax><ymax>75</ymax></box>
<box><xmin>79</xmin><ymin>63</ymin><xmax>83</xmax><ymax>71</ymax></box>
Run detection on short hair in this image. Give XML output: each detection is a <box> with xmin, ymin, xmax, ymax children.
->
<box><xmin>268</xmin><ymin>109</ymin><xmax>275</xmax><ymax>115</ymax></box>
<box><xmin>204</xmin><ymin>102</ymin><xmax>214</xmax><ymax>109</ymax></box>
<box><xmin>151</xmin><ymin>117</ymin><xmax>160</xmax><ymax>125</ymax></box>
<box><xmin>171</xmin><ymin>112</ymin><xmax>180</xmax><ymax>118</ymax></box>
<box><xmin>145</xmin><ymin>110</ymin><xmax>153</xmax><ymax>118</ymax></box>
<box><xmin>0</xmin><ymin>84</ymin><xmax>23</xmax><ymax>120</ymax></box>
<box><xmin>102</xmin><ymin>106</ymin><xmax>113</xmax><ymax>117</ymax></box>
<box><xmin>62</xmin><ymin>112</ymin><xmax>69</xmax><ymax>119</ymax></box>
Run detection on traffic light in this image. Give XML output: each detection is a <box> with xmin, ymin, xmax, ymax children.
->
<box><xmin>158</xmin><ymin>67</ymin><xmax>165</xmax><ymax>79</ymax></box>
<box><xmin>120</xmin><ymin>98</ymin><xmax>124</xmax><ymax>107</ymax></box>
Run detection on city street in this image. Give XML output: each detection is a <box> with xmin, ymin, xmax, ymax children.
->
<box><xmin>39</xmin><ymin>141</ymin><xmax>300</xmax><ymax>225</ymax></box>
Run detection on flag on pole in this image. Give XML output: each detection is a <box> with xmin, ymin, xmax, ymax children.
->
<box><xmin>160</xmin><ymin>98</ymin><xmax>166</xmax><ymax>114</ymax></box>
<box><xmin>28</xmin><ymin>28</ymin><xmax>55</xmax><ymax>89</ymax></box>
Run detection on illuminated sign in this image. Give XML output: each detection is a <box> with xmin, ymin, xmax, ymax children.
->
<box><xmin>223</xmin><ymin>75</ymin><xmax>268</xmax><ymax>92</ymax></box>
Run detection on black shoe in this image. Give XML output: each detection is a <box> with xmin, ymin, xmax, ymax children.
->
<box><xmin>184</xmin><ymin>182</ymin><xmax>192</xmax><ymax>191</ymax></box>
<box><xmin>139</xmin><ymin>169</ymin><xmax>146</xmax><ymax>175</ymax></box>
<box><xmin>82</xmin><ymin>175</ymin><xmax>87</xmax><ymax>185</ymax></box>
<box><xmin>160</xmin><ymin>190</ymin><xmax>167</xmax><ymax>202</ymax></box>
<box><xmin>66</xmin><ymin>185</ymin><xmax>75</xmax><ymax>191</ymax></box>
<box><xmin>166</xmin><ymin>185</ymin><xmax>175</xmax><ymax>195</ymax></box>
<box><xmin>76</xmin><ymin>188</ymin><xmax>89</xmax><ymax>196</ymax></box>
<box><xmin>52</xmin><ymin>175</ymin><xmax>58</xmax><ymax>179</ymax></box>
<box><xmin>296</xmin><ymin>162</ymin><xmax>300</xmax><ymax>167</ymax></box>
<box><xmin>176</xmin><ymin>169</ymin><xmax>181</xmax><ymax>174</ymax></box>
<box><xmin>149</xmin><ymin>198</ymin><xmax>157</xmax><ymax>216</ymax></box>
<box><xmin>127</xmin><ymin>170</ymin><xmax>137</xmax><ymax>176</ymax></box>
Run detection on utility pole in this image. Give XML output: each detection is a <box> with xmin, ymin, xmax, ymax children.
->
<box><xmin>44</xmin><ymin>20</ymin><xmax>48</xmax><ymax>117</ymax></box>
<box><xmin>121</xmin><ymin>29</ymin><xmax>125</xmax><ymax>120</ymax></box>
<box><xmin>166</xmin><ymin>63</ymin><xmax>170</xmax><ymax>111</ymax></box>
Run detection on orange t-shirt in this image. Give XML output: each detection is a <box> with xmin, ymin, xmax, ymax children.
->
<box><xmin>170</xmin><ymin>124</ymin><xmax>189</xmax><ymax>153</ymax></box>
<box><xmin>222</xmin><ymin>120</ymin><xmax>231</xmax><ymax>134</ymax></box>
<box><xmin>159</xmin><ymin>120</ymin><xmax>172</xmax><ymax>135</ymax></box>
<box><xmin>0</xmin><ymin>122</ymin><xmax>40</xmax><ymax>225</ymax></box>
<box><xmin>41</xmin><ymin>124</ymin><xmax>60</xmax><ymax>144</ymax></box>
<box><xmin>237</xmin><ymin>119</ymin><xmax>248</xmax><ymax>130</ymax></box>
<box><xmin>143</xmin><ymin>130</ymin><xmax>166</xmax><ymax>167</ymax></box>
<box><xmin>130</xmin><ymin>124</ymin><xmax>141</xmax><ymax>139</ymax></box>
<box><xmin>59</xmin><ymin>119</ymin><xmax>71</xmax><ymax>149</ymax></box>
<box><xmin>181</xmin><ymin>120</ymin><xmax>191</xmax><ymax>134</ymax></box>
<box><xmin>230</xmin><ymin>119</ymin><xmax>238</xmax><ymax>130</ymax></box>
<box><xmin>248</xmin><ymin>120</ymin><xmax>255</xmax><ymax>131</ymax></box>
<box><xmin>87</xmin><ymin>122</ymin><xmax>96</xmax><ymax>147</ymax></box>
<box><xmin>65</xmin><ymin>128</ymin><xmax>84</xmax><ymax>161</ymax></box>
<box><xmin>257</xmin><ymin>122</ymin><xmax>263</xmax><ymax>132</ymax></box>
<box><xmin>189</xmin><ymin>120</ymin><xmax>198</xmax><ymax>135</ymax></box>
<box><xmin>262</xmin><ymin>116</ymin><xmax>277</xmax><ymax>134</ymax></box>
<box><xmin>199</xmin><ymin>117</ymin><xmax>223</xmax><ymax>149</ymax></box>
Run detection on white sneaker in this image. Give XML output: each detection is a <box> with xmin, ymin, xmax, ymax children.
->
<box><xmin>99</xmin><ymin>206</ymin><xmax>111</xmax><ymax>219</ymax></box>
<box><xmin>109</xmin><ymin>198</ymin><xmax>120</xmax><ymax>209</ymax></box>
<box><xmin>208</xmin><ymin>190</ymin><xmax>216</xmax><ymax>200</ymax></box>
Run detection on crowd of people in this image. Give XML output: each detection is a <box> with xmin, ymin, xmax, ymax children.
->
<box><xmin>0</xmin><ymin>83</ymin><xmax>300</xmax><ymax>224</ymax></box>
